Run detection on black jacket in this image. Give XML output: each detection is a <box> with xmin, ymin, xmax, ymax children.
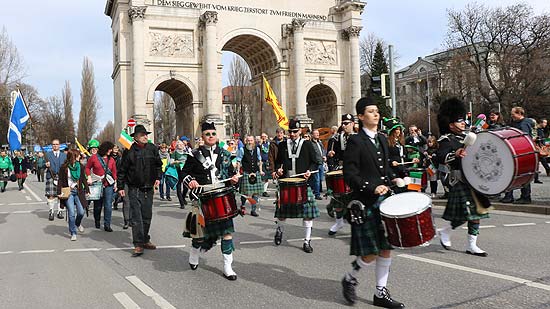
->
<box><xmin>275</xmin><ymin>138</ymin><xmax>320</xmax><ymax>177</ymax></box>
<box><xmin>343</xmin><ymin>129</ymin><xmax>396</xmax><ymax>207</ymax></box>
<box><xmin>118</xmin><ymin>143</ymin><xmax>162</xmax><ymax>190</ymax></box>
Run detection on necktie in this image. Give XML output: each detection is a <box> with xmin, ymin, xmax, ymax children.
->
<box><xmin>371</xmin><ymin>135</ymin><xmax>379</xmax><ymax>149</ymax></box>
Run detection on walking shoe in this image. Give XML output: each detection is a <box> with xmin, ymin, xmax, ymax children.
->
<box><xmin>315</xmin><ymin>196</ymin><xmax>323</xmax><ymax>200</ymax></box>
<box><xmin>48</xmin><ymin>210</ymin><xmax>54</xmax><ymax>221</ymax></box>
<box><xmin>166</xmin><ymin>197</ymin><xmax>172</xmax><ymax>201</ymax></box>
<box><xmin>95</xmin><ymin>221</ymin><xmax>101</xmax><ymax>229</ymax></box>
<box><xmin>104</xmin><ymin>226</ymin><xmax>113</xmax><ymax>232</ymax></box>
<box><xmin>342</xmin><ymin>275</ymin><xmax>358</xmax><ymax>305</ymax></box>
<box><xmin>373</xmin><ymin>287</ymin><xmax>405</xmax><ymax>308</ymax></box>
<box><xmin>160</xmin><ymin>196</ymin><xmax>165</xmax><ymax>201</ymax></box>
<box><xmin>274</xmin><ymin>226</ymin><xmax>283</xmax><ymax>246</ymax></box>
<box><xmin>262</xmin><ymin>192</ymin><xmax>269</xmax><ymax>197</ymax></box>
<box><xmin>250</xmin><ymin>210</ymin><xmax>259</xmax><ymax>217</ymax></box>
<box><xmin>183</xmin><ymin>199</ymin><xmax>188</xmax><ymax>205</ymax></box>
<box><xmin>179</xmin><ymin>204</ymin><xmax>186</xmax><ymax>209</ymax></box>
<box><xmin>70</xmin><ymin>234</ymin><xmax>77</xmax><ymax>241</ymax></box>
<box><xmin>132</xmin><ymin>247</ymin><xmax>144</xmax><ymax>257</ymax></box>
<box><xmin>143</xmin><ymin>242</ymin><xmax>157</xmax><ymax>250</ymax></box>
<box><xmin>534</xmin><ymin>180</ymin><xmax>543</xmax><ymax>184</ymax></box>
<box><xmin>123</xmin><ymin>221</ymin><xmax>129</xmax><ymax>229</ymax></box>
<box><xmin>77</xmin><ymin>225</ymin><xmax>84</xmax><ymax>233</ymax></box>
<box><xmin>513</xmin><ymin>198</ymin><xmax>532</xmax><ymax>204</ymax></box>
<box><xmin>499</xmin><ymin>197</ymin><xmax>514</xmax><ymax>203</ymax></box>
<box><xmin>56</xmin><ymin>211</ymin><xmax>64</xmax><ymax>220</ymax></box>
<box><xmin>303</xmin><ymin>240</ymin><xmax>313</xmax><ymax>253</ymax></box>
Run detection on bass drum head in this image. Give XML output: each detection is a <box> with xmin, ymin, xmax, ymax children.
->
<box><xmin>462</xmin><ymin>131</ymin><xmax>514</xmax><ymax>195</ymax></box>
<box><xmin>379</xmin><ymin>192</ymin><xmax>431</xmax><ymax>218</ymax></box>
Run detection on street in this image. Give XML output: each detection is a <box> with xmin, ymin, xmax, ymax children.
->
<box><xmin>1</xmin><ymin>177</ymin><xmax>549</xmax><ymax>309</ymax></box>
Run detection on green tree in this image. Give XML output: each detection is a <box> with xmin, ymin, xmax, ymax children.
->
<box><xmin>370</xmin><ymin>42</ymin><xmax>391</xmax><ymax>118</ymax></box>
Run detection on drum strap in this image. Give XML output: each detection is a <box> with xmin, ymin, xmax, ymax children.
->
<box><xmin>287</xmin><ymin>138</ymin><xmax>304</xmax><ymax>176</ymax></box>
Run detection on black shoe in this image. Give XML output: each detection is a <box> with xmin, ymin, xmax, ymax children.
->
<box><xmin>104</xmin><ymin>226</ymin><xmax>113</xmax><ymax>232</ymax></box>
<box><xmin>160</xmin><ymin>197</ymin><xmax>165</xmax><ymax>201</ymax></box>
<box><xmin>123</xmin><ymin>223</ymin><xmax>129</xmax><ymax>230</ymax></box>
<box><xmin>534</xmin><ymin>180</ymin><xmax>543</xmax><ymax>184</ymax></box>
<box><xmin>48</xmin><ymin>210</ymin><xmax>54</xmax><ymax>221</ymax></box>
<box><xmin>56</xmin><ymin>211</ymin><xmax>64</xmax><ymax>219</ymax></box>
<box><xmin>373</xmin><ymin>287</ymin><xmax>405</xmax><ymax>308</ymax></box>
<box><xmin>513</xmin><ymin>198</ymin><xmax>532</xmax><ymax>204</ymax></box>
<box><xmin>274</xmin><ymin>227</ymin><xmax>283</xmax><ymax>246</ymax></box>
<box><xmin>166</xmin><ymin>197</ymin><xmax>172</xmax><ymax>201</ymax></box>
<box><xmin>262</xmin><ymin>192</ymin><xmax>269</xmax><ymax>197</ymax></box>
<box><xmin>182</xmin><ymin>199</ymin><xmax>188</xmax><ymax>205</ymax></box>
<box><xmin>466</xmin><ymin>250</ymin><xmax>488</xmax><ymax>257</ymax></box>
<box><xmin>328</xmin><ymin>230</ymin><xmax>337</xmax><ymax>236</ymax></box>
<box><xmin>342</xmin><ymin>276</ymin><xmax>358</xmax><ymax>305</ymax></box>
<box><xmin>315</xmin><ymin>196</ymin><xmax>323</xmax><ymax>200</ymax></box>
<box><xmin>223</xmin><ymin>273</ymin><xmax>237</xmax><ymax>281</ymax></box>
<box><xmin>180</xmin><ymin>204</ymin><xmax>186</xmax><ymax>209</ymax></box>
<box><xmin>303</xmin><ymin>240</ymin><xmax>313</xmax><ymax>253</ymax></box>
<box><xmin>499</xmin><ymin>198</ymin><xmax>514</xmax><ymax>203</ymax></box>
<box><xmin>132</xmin><ymin>247</ymin><xmax>144</xmax><ymax>257</ymax></box>
<box><xmin>189</xmin><ymin>263</ymin><xmax>198</xmax><ymax>270</ymax></box>
<box><xmin>95</xmin><ymin>221</ymin><xmax>101</xmax><ymax>229</ymax></box>
<box><xmin>250</xmin><ymin>210</ymin><xmax>259</xmax><ymax>217</ymax></box>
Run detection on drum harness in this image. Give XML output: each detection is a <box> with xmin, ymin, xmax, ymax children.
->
<box><xmin>287</xmin><ymin>137</ymin><xmax>305</xmax><ymax>177</ymax></box>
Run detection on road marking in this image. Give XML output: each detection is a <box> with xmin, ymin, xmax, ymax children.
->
<box><xmin>399</xmin><ymin>254</ymin><xmax>550</xmax><ymax>292</ymax></box>
<box><xmin>335</xmin><ymin>235</ymin><xmax>351</xmax><ymax>239</ymax></box>
<box><xmin>12</xmin><ymin>210</ymin><xmax>32</xmax><ymax>214</ymax></box>
<box><xmin>545</xmin><ymin>221</ymin><xmax>550</xmax><ymax>224</ymax></box>
<box><xmin>0</xmin><ymin>211</ymin><xmax>10</xmax><ymax>214</ymax></box>
<box><xmin>156</xmin><ymin>245</ymin><xmax>186</xmax><ymax>249</ymax></box>
<box><xmin>25</xmin><ymin>196</ymin><xmax>32</xmax><ymax>201</ymax></box>
<box><xmin>9</xmin><ymin>203</ymin><xmax>27</xmax><ymax>205</ymax></box>
<box><xmin>461</xmin><ymin>225</ymin><xmax>496</xmax><ymax>229</ymax></box>
<box><xmin>240</xmin><ymin>240</ymin><xmax>273</xmax><ymax>245</ymax></box>
<box><xmin>0</xmin><ymin>251</ymin><xmax>13</xmax><ymax>255</ymax></box>
<box><xmin>126</xmin><ymin>276</ymin><xmax>176</xmax><ymax>309</ymax></box>
<box><xmin>113</xmin><ymin>292</ymin><xmax>141</xmax><ymax>309</ymax></box>
<box><xmin>6</xmin><ymin>202</ymin><xmax>44</xmax><ymax>206</ymax></box>
<box><xmin>503</xmin><ymin>223</ymin><xmax>536</xmax><ymax>227</ymax></box>
<box><xmin>106</xmin><ymin>247</ymin><xmax>134</xmax><ymax>251</ymax></box>
<box><xmin>64</xmin><ymin>248</ymin><xmax>101</xmax><ymax>252</ymax></box>
<box><xmin>23</xmin><ymin>185</ymin><xmax>42</xmax><ymax>202</ymax></box>
<box><xmin>20</xmin><ymin>250</ymin><xmax>55</xmax><ymax>254</ymax></box>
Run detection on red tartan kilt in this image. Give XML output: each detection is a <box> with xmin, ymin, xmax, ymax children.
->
<box><xmin>16</xmin><ymin>172</ymin><xmax>27</xmax><ymax>179</ymax></box>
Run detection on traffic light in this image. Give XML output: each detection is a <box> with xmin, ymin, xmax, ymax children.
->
<box><xmin>371</xmin><ymin>74</ymin><xmax>390</xmax><ymax>98</ymax></box>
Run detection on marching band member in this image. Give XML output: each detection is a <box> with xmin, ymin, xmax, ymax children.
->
<box><xmin>435</xmin><ymin>97</ymin><xmax>490</xmax><ymax>257</ymax></box>
<box><xmin>341</xmin><ymin>96</ymin><xmax>405</xmax><ymax>308</ymax></box>
<box><xmin>236</xmin><ymin>135</ymin><xmax>265</xmax><ymax>217</ymax></box>
<box><xmin>385</xmin><ymin>117</ymin><xmax>407</xmax><ymax>179</ymax></box>
<box><xmin>273</xmin><ymin>119</ymin><xmax>321</xmax><ymax>253</ymax></box>
<box><xmin>327</xmin><ymin>113</ymin><xmax>355</xmax><ymax>236</ymax></box>
<box><xmin>182</xmin><ymin>121</ymin><xmax>241</xmax><ymax>280</ymax></box>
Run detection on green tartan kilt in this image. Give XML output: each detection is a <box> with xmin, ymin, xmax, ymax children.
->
<box><xmin>203</xmin><ymin>218</ymin><xmax>235</xmax><ymax>240</ymax></box>
<box><xmin>239</xmin><ymin>172</ymin><xmax>265</xmax><ymax>196</ymax></box>
<box><xmin>350</xmin><ymin>206</ymin><xmax>393</xmax><ymax>257</ymax></box>
<box><xmin>275</xmin><ymin>186</ymin><xmax>320</xmax><ymax>219</ymax></box>
<box><xmin>45</xmin><ymin>178</ymin><xmax>57</xmax><ymax>197</ymax></box>
<box><xmin>442</xmin><ymin>181</ymin><xmax>489</xmax><ymax>222</ymax></box>
<box><xmin>261</xmin><ymin>163</ymin><xmax>271</xmax><ymax>182</ymax></box>
<box><xmin>327</xmin><ymin>192</ymin><xmax>352</xmax><ymax>216</ymax></box>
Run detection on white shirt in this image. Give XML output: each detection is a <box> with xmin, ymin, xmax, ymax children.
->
<box><xmin>362</xmin><ymin>128</ymin><xmax>378</xmax><ymax>146</ymax></box>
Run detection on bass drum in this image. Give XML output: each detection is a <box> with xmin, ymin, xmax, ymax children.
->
<box><xmin>462</xmin><ymin>128</ymin><xmax>538</xmax><ymax>195</ymax></box>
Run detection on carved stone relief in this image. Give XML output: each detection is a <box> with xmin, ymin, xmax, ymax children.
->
<box><xmin>305</xmin><ymin>40</ymin><xmax>337</xmax><ymax>65</ymax></box>
<box><xmin>149</xmin><ymin>31</ymin><xmax>194</xmax><ymax>58</ymax></box>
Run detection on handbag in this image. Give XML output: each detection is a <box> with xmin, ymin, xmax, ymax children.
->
<box><xmin>97</xmin><ymin>155</ymin><xmax>116</xmax><ymax>185</ymax></box>
<box><xmin>87</xmin><ymin>181</ymin><xmax>103</xmax><ymax>201</ymax></box>
<box><xmin>59</xmin><ymin>187</ymin><xmax>71</xmax><ymax>200</ymax></box>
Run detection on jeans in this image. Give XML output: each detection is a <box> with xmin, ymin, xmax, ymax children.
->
<box><xmin>504</xmin><ymin>183</ymin><xmax>531</xmax><ymax>200</ymax></box>
<box><xmin>128</xmin><ymin>187</ymin><xmax>153</xmax><ymax>246</ymax></box>
<box><xmin>37</xmin><ymin>168</ymin><xmax>45</xmax><ymax>182</ymax></box>
<box><xmin>310</xmin><ymin>165</ymin><xmax>324</xmax><ymax>197</ymax></box>
<box><xmin>93</xmin><ymin>184</ymin><xmax>114</xmax><ymax>227</ymax></box>
<box><xmin>66</xmin><ymin>189</ymin><xmax>85</xmax><ymax>235</ymax></box>
<box><xmin>159</xmin><ymin>173</ymin><xmax>171</xmax><ymax>198</ymax></box>
<box><xmin>176</xmin><ymin>179</ymin><xmax>188</xmax><ymax>206</ymax></box>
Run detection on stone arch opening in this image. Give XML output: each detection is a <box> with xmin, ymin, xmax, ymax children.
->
<box><xmin>307</xmin><ymin>84</ymin><xmax>338</xmax><ymax>128</ymax></box>
<box><xmin>154</xmin><ymin>79</ymin><xmax>194</xmax><ymax>142</ymax></box>
<box><xmin>221</xmin><ymin>34</ymin><xmax>279</xmax><ymax>77</ymax></box>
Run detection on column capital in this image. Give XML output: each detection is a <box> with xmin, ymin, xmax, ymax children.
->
<box><xmin>341</xmin><ymin>26</ymin><xmax>363</xmax><ymax>40</ymax></box>
<box><xmin>291</xmin><ymin>19</ymin><xmax>307</xmax><ymax>32</ymax></box>
<box><xmin>128</xmin><ymin>6</ymin><xmax>147</xmax><ymax>22</ymax></box>
<box><xmin>200</xmin><ymin>11</ymin><xmax>219</xmax><ymax>26</ymax></box>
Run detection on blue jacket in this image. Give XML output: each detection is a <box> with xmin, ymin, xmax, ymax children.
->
<box><xmin>45</xmin><ymin>151</ymin><xmax>67</xmax><ymax>179</ymax></box>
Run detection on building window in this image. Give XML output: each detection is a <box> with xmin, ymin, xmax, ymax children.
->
<box><xmin>223</xmin><ymin>95</ymin><xmax>229</xmax><ymax>102</ymax></box>
<box><xmin>225</xmin><ymin>105</ymin><xmax>231</xmax><ymax>113</ymax></box>
<box><xmin>226</xmin><ymin>127</ymin><xmax>232</xmax><ymax>137</ymax></box>
<box><xmin>402</xmin><ymin>86</ymin><xmax>406</xmax><ymax>95</ymax></box>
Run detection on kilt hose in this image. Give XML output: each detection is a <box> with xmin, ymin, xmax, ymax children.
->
<box><xmin>442</xmin><ymin>181</ymin><xmax>489</xmax><ymax>224</ymax></box>
<box><xmin>239</xmin><ymin>172</ymin><xmax>264</xmax><ymax>196</ymax></box>
<box><xmin>45</xmin><ymin>178</ymin><xmax>57</xmax><ymax>197</ymax></box>
<box><xmin>275</xmin><ymin>186</ymin><xmax>320</xmax><ymax>219</ymax></box>
<box><xmin>350</xmin><ymin>197</ymin><xmax>393</xmax><ymax>257</ymax></box>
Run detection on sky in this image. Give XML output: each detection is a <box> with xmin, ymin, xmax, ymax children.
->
<box><xmin>1</xmin><ymin>1</ymin><xmax>549</xmax><ymax>131</ymax></box>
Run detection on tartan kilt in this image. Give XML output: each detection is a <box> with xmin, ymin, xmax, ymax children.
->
<box><xmin>261</xmin><ymin>163</ymin><xmax>271</xmax><ymax>182</ymax></box>
<box><xmin>328</xmin><ymin>192</ymin><xmax>353</xmax><ymax>216</ymax></box>
<box><xmin>15</xmin><ymin>172</ymin><xmax>27</xmax><ymax>179</ymax></box>
<box><xmin>275</xmin><ymin>186</ymin><xmax>320</xmax><ymax>219</ymax></box>
<box><xmin>45</xmin><ymin>178</ymin><xmax>57</xmax><ymax>197</ymax></box>
<box><xmin>350</xmin><ymin>206</ymin><xmax>393</xmax><ymax>256</ymax></box>
<box><xmin>442</xmin><ymin>181</ymin><xmax>489</xmax><ymax>222</ymax></box>
<box><xmin>239</xmin><ymin>172</ymin><xmax>265</xmax><ymax>196</ymax></box>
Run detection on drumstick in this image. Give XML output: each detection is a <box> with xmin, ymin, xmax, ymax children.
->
<box><xmin>197</xmin><ymin>174</ymin><xmax>243</xmax><ymax>188</ymax></box>
<box><xmin>289</xmin><ymin>170</ymin><xmax>319</xmax><ymax>178</ymax></box>
<box><xmin>396</xmin><ymin>161</ymin><xmax>416</xmax><ymax>166</ymax></box>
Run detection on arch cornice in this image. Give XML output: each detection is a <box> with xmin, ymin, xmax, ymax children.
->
<box><xmin>147</xmin><ymin>73</ymin><xmax>199</xmax><ymax>102</ymax></box>
<box><xmin>218</xmin><ymin>28</ymin><xmax>283</xmax><ymax>64</ymax></box>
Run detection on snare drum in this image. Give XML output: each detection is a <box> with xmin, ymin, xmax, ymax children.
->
<box><xmin>462</xmin><ymin>128</ymin><xmax>538</xmax><ymax>195</ymax></box>
<box><xmin>326</xmin><ymin>170</ymin><xmax>351</xmax><ymax>196</ymax></box>
<box><xmin>379</xmin><ymin>192</ymin><xmax>435</xmax><ymax>248</ymax></box>
<box><xmin>199</xmin><ymin>187</ymin><xmax>238</xmax><ymax>223</ymax></box>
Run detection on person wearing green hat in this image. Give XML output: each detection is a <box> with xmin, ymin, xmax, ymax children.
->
<box><xmin>0</xmin><ymin>150</ymin><xmax>14</xmax><ymax>192</ymax></box>
<box><xmin>384</xmin><ymin>117</ymin><xmax>408</xmax><ymax>179</ymax></box>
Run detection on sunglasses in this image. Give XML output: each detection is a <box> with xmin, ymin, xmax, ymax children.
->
<box><xmin>204</xmin><ymin>132</ymin><xmax>217</xmax><ymax>137</ymax></box>
<box><xmin>455</xmin><ymin>119</ymin><xmax>465</xmax><ymax>123</ymax></box>
<box><xmin>289</xmin><ymin>130</ymin><xmax>300</xmax><ymax>134</ymax></box>
<box><xmin>342</xmin><ymin>122</ymin><xmax>353</xmax><ymax>126</ymax></box>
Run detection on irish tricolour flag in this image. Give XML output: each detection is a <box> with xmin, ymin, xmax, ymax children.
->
<box><xmin>118</xmin><ymin>129</ymin><xmax>133</xmax><ymax>149</ymax></box>
<box><xmin>407</xmin><ymin>171</ymin><xmax>423</xmax><ymax>191</ymax></box>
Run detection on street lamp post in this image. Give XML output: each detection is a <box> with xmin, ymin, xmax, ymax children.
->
<box><xmin>426</xmin><ymin>70</ymin><xmax>431</xmax><ymax>135</ymax></box>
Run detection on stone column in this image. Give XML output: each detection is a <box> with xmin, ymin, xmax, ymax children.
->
<box><xmin>344</xmin><ymin>26</ymin><xmax>362</xmax><ymax>109</ymax></box>
<box><xmin>200</xmin><ymin>11</ymin><xmax>222</xmax><ymax>121</ymax></box>
<box><xmin>128</xmin><ymin>6</ymin><xmax>147</xmax><ymax>120</ymax></box>
<box><xmin>292</xmin><ymin>19</ymin><xmax>307</xmax><ymax>118</ymax></box>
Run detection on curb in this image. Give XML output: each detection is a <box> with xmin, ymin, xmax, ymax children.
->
<box><xmin>432</xmin><ymin>199</ymin><xmax>550</xmax><ymax>215</ymax></box>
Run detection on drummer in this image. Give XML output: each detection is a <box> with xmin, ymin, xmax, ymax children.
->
<box><xmin>235</xmin><ymin>135</ymin><xmax>265</xmax><ymax>217</ymax></box>
<box><xmin>181</xmin><ymin>121</ymin><xmax>241</xmax><ymax>280</ymax></box>
<box><xmin>341</xmin><ymin>95</ymin><xmax>404</xmax><ymax>308</ymax></box>
<box><xmin>385</xmin><ymin>117</ymin><xmax>407</xmax><ymax>179</ymax></box>
<box><xmin>435</xmin><ymin>97</ymin><xmax>491</xmax><ymax>257</ymax></box>
<box><xmin>327</xmin><ymin>113</ymin><xmax>355</xmax><ymax>236</ymax></box>
<box><xmin>273</xmin><ymin>119</ymin><xmax>321</xmax><ymax>253</ymax></box>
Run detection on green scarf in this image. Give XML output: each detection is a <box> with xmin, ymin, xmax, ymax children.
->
<box><xmin>68</xmin><ymin>163</ymin><xmax>81</xmax><ymax>181</ymax></box>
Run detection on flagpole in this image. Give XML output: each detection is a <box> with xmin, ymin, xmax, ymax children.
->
<box><xmin>260</xmin><ymin>72</ymin><xmax>264</xmax><ymax>135</ymax></box>
<box><xmin>16</xmin><ymin>86</ymin><xmax>34</xmax><ymax>150</ymax></box>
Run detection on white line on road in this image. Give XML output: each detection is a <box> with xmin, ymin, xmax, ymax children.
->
<box><xmin>126</xmin><ymin>276</ymin><xmax>176</xmax><ymax>309</ymax></box>
<box><xmin>23</xmin><ymin>185</ymin><xmax>42</xmax><ymax>202</ymax></box>
<box><xmin>546</xmin><ymin>221</ymin><xmax>550</xmax><ymax>224</ymax></box>
<box><xmin>19</xmin><ymin>250</ymin><xmax>55</xmax><ymax>254</ymax></box>
<box><xmin>287</xmin><ymin>237</ymin><xmax>323</xmax><ymax>242</ymax></box>
<box><xmin>0</xmin><ymin>211</ymin><xmax>8</xmax><ymax>214</ymax></box>
<box><xmin>25</xmin><ymin>196</ymin><xmax>32</xmax><ymax>201</ymax></box>
<box><xmin>113</xmin><ymin>292</ymin><xmax>141</xmax><ymax>309</ymax></box>
<box><xmin>155</xmin><ymin>245</ymin><xmax>186</xmax><ymax>249</ymax></box>
<box><xmin>399</xmin><ymin>254</ymin><xmax>550</xmax><ymax>292</ymax></box>
<box><xmin>6</xmin><ymin>202</ymin><xmax>44</xmax><ymax>206</ymax></box>
<box><xmin>335</xmin><ymin>235</ymin><xmax>351</xmax><ymax>239</ymax></box>
<box><xmin>12</xmin><ymin>210</ymin><xmax>32</xmax><ymax>214</ymax></box>
<box><xmin>106</xmin><ymin>247</ymin><xmax>134</xmax><ymax>251</ymax></box>
<box><xmin>0</xmin><ymin>251</ymin><xmax>13</xmax><ymax>255</ymax></box>
<box><xmin>9</xmin><ymin>203</ymin><xmax>27</xmax><ymax>205</ymax></box>
<box><xmin>240</xmin><ymin>240</ymin><xmax>273</xmax><ymax>245</ymax></box>
<box><xmin>461</xmin><ymin>225</ymin><xmax>497</xmax><ymax>230</ymax></box>
<box><xmin>64</xmin><ymin>248</ymin><xmax>101</xmax><ymax>252</ymax></box>
<box><xmin>503</xmin><ymin>223</ymin><xmax>536</xmax><ymax>227</ymax></box>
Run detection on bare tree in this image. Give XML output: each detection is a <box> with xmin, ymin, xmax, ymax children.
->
<box><xmin>77</xmin><ymin>57</ymin><xmax>99</xmax><ymax>142</ymax></box>
<box><xmin>62</xmin><ymin>81</ymin><xmax>76</xmax><ymax>143</ymax></box>
<box><xmin>37</xmin><ymin>96</ymin><xmax>67</xmax><ymax>144</ymax></box>
<box><xmin>227</xmin><ymin>55</ymin><xmax>253</xmax><ymax>136</ymax></box>
<box><xmin>96</xmin><ymin>121</ymin><xmax>115</xmax><ymax>143</ymax></box>
<box><xmin>446</xmin><ymin>3</ymin><xmax>550</xmax><ymax>117</ymax></box>
<box><xmin>154</xmin><ymin>92</ymin><xmax>176</xmax><ymax>143</ymax></box>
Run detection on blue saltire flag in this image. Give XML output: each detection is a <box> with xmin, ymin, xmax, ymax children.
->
<box><xmin>7</xmin><ymin>90</ymin><xmax>30</xmax><ymax>150</ymax></box>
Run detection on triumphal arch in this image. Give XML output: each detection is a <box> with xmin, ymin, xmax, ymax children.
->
<box><xmin>105</xmin><ymin>0</ymin><xmax>365</xmax><ymax>139</ymax></box>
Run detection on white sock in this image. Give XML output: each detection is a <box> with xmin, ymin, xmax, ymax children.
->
<box><xmin>263</xmin><ymin>182</ymin><xmax>269</xmax><ymax>192</ymax></box>
<box><xmin>375</xmin><ymin>257</ymin><xmax>392</xmax><ymax>296</ymax></box>
<box><xmin>347</xmin><ymin>257</ymin><xmax>372</xmax><ymax>280</ymax></box>
<box><xmin>276</xmin><ymin>221</ymin><xmax>285</xmax><ymax>232</ymax></box>
<box><xmin>303</xmin><ymin>220</ymin><xmax>313</xmax><ymax>241</ymax></box>
<box><xmin>48</xmin><ymin>200</ymin><xmax>54</xmax><ymax>211</ymax></box>
<box><xmin>189</xmin><ymin>247</ymin><xmax>200</xmax><ymax>265</ymax></box>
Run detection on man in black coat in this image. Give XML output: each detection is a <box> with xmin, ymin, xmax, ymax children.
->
<box><xmin>118</xmin><ymin>125</ymin><xmax>162</xmax><ymax>257</ymax></box>
<box><xmin>341</xmin><ymin>96</ymin><xmax>404</xmax><ymax>308</ymax></box>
